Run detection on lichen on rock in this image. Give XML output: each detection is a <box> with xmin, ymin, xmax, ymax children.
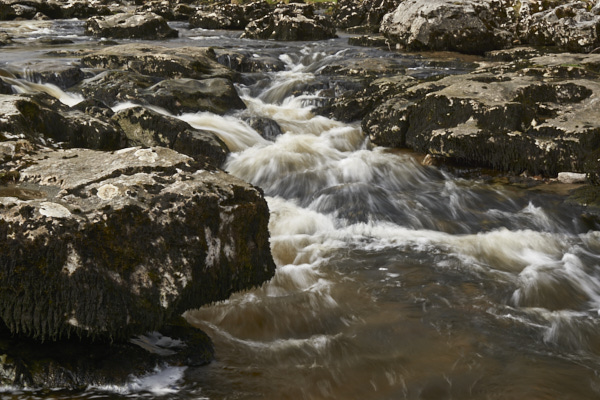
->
<box><xmin>0</xmin><ymin>146</ymin><xmax>276</xmax><ymax>343</ymax></box>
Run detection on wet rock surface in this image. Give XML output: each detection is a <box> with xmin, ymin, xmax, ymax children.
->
<box><xmin>142</xmin><ymin>77</ymin><xmax>246</xmax><ymax>115</ymax></box>
<box><xmin>75</xmin><ymin>43</ymin><xmax>245</xmax><ymax>115</ymax></box>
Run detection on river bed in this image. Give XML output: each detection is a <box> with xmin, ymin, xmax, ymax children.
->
<box><xmin>2</xmin><ymin>19</ymin><xmax>600</xmax><ymax>400</ymax></box>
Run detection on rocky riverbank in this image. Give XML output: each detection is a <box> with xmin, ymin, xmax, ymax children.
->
<box><xmin>1</xmin><ymin>0</ymin><xmax>600</xmax><ymax>390</ymax></box>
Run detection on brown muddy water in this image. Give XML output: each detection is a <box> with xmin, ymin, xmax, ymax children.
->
<box><xmin>1</xmin><ymin>19</ymin><xmax>600</xmax><ymax>400</ymax></box>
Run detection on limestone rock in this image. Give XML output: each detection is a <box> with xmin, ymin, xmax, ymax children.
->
<box><xmin>75</xmin><ymin>72</ymin><xmax>244</xmax><ymax>116</ymax></box>
<box><xmin>189</xmin><ymin>1</ymin><xmax>271</xmax><ymax>30</ymax></box>
<box><xmin>522</xmin><ymin>2</ymin><xmax>600</xmax><ymax>53</ymax></box>
<box><xmin>55</xmin><ymin>0</ymin><xmax>111</xmax><ymax>19</ymax></box>
<box><xmin>380</xmin><ymin>0</ymin><xmax>514</xmax><ymax>55</ymax></box>
<box><xmin>0</xmin><ymin>92</ymin><xmax>124</xmax><ymax>150</ymax></box>
<box><xmin>215</xmin><ymin>50</ymin><xmax>287</xmax><ymax>73</ymax></box>
<box><xmin>74</xmin><ymin>70</ymin><xmax>160</xmax><ymax>107</ymax></box>
<box><xmin>85</xmin><ymin>12</ymin><xmax>178</xmax><ymax>40</ymax></box>
<box><xmin>242</xmin><ymin>3</ymin><xmax>337</xmax><ymax>41</ymax></box>
<box><xmin>9</xmin><ymin>60</ymin><xmax>84</xmax><ymax>89</ymax></box>
<box><xmin>112</xmin><ymin>106</ymin><xmax>229</xmax><ymax>166</ymax></box>
<box><xmin>0</xmin><ymin>146</ymin><xmax>276</xmax><ymax>342</ymax></box>
<box><xmin>143</xmin><ymin>77</ymin><xmax>246</xmax><ymax>115</ymax></box>
<box><xmin>334</xmin><ymin>0</ymin><xmax>401</xmax><ymax>34</ymax></box>
<box><xmin>80</xmin><ymin>44</ymin><xmax>238</xmax><ymax>82</ymax></box>
<box><xmin>363</xmin><ymin>55</ymin><xmax>600</xmax><ymax>177</ymax></box>
<box><xmin>137</xmin><ymin>1</ymin><xmax>195</xmax><ymax>21</ymax></box>
<box><xmin>244</xmin><ymin>116</ymin><xmax>284</xmax><ymax>141</ymax></box>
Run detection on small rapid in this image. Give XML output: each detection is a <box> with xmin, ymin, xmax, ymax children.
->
<box><xmin>185</xmin><ymin>46</ymin><xmax>600</xmax><ymax>400</ymax></box>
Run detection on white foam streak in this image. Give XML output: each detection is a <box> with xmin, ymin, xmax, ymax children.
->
<box><xmin>89</xmin><ymin>366</ymin><xmax>187</xmax><ymax>396</ymax></box>
<box><xmin>180</xmin><ymin>112</ymin><xmax>270</xmax><ymax>152</ymax></box>
<box><xmin>201</xmin><ymin>318</ymin><xmax>340</xmax><ymax>353</ymax></box>
<box><xmin>7</xmin><ymin>77</ymin><xmax>83</xmax><ymax>106</ymax></box>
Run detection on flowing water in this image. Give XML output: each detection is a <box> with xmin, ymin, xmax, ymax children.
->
<box><xmin>2</xmin><ymin>20</ymin><xmax>600</xmax><ymax>400</ymax></box>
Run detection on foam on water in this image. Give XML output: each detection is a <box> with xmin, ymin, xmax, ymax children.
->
<box><xmin>89</xmin><ymin>366</ymin><xmax>188</xmax><ymax>396</ymax></box>
<box><xmin>180</xmin><ymin>112</ymin><xmax>270</xmax><ymax>152</ymax></box>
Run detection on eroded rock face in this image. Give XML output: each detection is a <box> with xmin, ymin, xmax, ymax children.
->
<box><xmin>215</xmin><ymin>50</ymin><xmax>286</xmax><ymax>73</ymax></box>
<box><xmin>7</xmin><ymin>60</ymin><xmax>85</xmax><ymax>89</ymax></box>
<box><xmin>76</xmin><ymin>45</ymin><xmax>245</xmax><ymax>114</ymax></box>
<box><xmin>85</xmin><ymin>12</ymin><xmax>178</xmax><ymax>40</ymax></box>
<box><xmin>0</xmin><ymin>146</ymin><xmax>276</xmax><ymax>342</ymax></box>
<box><xmin>242</xmin><ymin>3</ymin><xmax>337</xmax><ymax>41</ymax></box>
<box><xmin>363</xmin><ymin>54</ymin><xmax>600</xmax><ymax>178</ymax></box>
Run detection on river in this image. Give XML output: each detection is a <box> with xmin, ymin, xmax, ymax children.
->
<box><xmin>1</xmin><ymin>19</ymin><xmax>600</xmax><ymax>400</ymax></box>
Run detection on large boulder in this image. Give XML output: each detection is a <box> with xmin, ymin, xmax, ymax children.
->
<box><xmin>380</xmin><ymin>0</ymin><xmax>514</xmax><ymax>55</ymax></box>
<box><xmin>76</xmin><ymin>73</ymin><xmax>246</xmax><ymax>115</ymax></box>
<box><xmin>242</xmin><ymin>3</ymin><xmax>337</xmax><ymax>41</ymax></box>
<box><xmin>80</xmin><ymin>44</ymin><xmax>238</xmax><ymax>82</ymax></box>
<box><xmin>363</xmin><ymin>53</ymin><xmax>600</xmax><ymax>178</ymax></box>
<box><xmin>0</xmin><ymin>146</ymin><xmax>276</xmax><ymax>342</ymax></box>
<box><xmin>85</xmin><ymin>12</ymin><xmax>179</xmax><ymax>40</ymax></box>
<box><xmin>74</xmin><ymin>70</ymin><xmax>160</xmax><ymax>107</ymax></box>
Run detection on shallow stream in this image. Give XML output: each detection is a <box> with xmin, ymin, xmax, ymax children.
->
<box><xmin>2</xmin><ymin>19</ymin><xmax>600</xmax><ymax>400</ymax></box>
